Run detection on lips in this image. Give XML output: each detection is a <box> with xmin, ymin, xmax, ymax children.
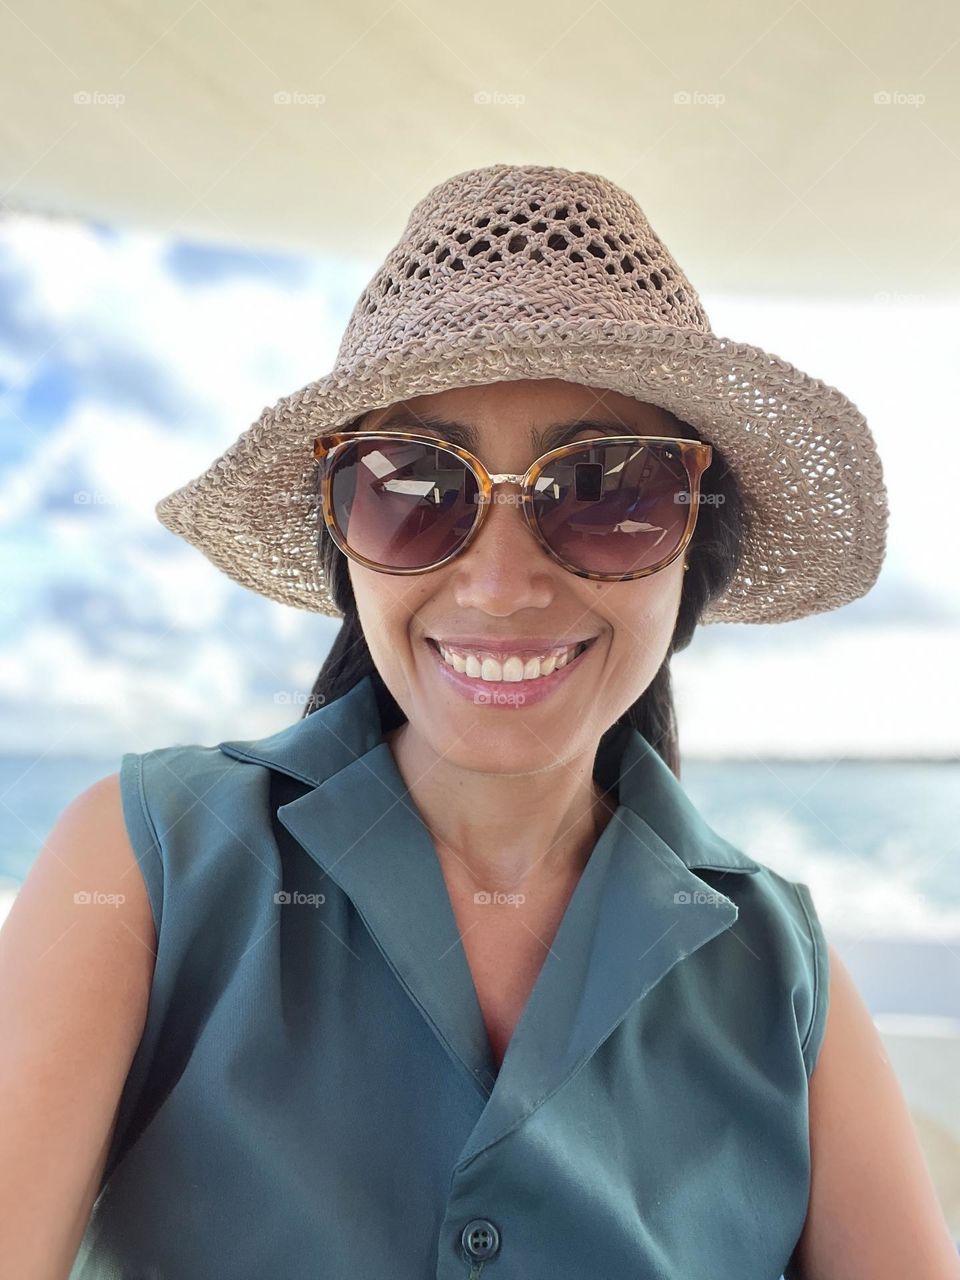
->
<box><xmin>424</xmin><ymin>633</ymin><xmax>598</xmax><ymax>706</ymax></box>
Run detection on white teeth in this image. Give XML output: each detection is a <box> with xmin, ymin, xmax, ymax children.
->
<box><xmin>436</xmin><ymin>641</ymin><xmax>587</xmax><ymax>682</ymax></box>
<box><xmin>502</xmin><ymin>656</ymin><xmax>525</xmax><ymax>682</ymax></box>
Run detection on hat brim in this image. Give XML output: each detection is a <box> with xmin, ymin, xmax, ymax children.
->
<box><xmin>155</xmin><ymin>323</ymin><xmax>888</xmax><ymax>625</ymax></box>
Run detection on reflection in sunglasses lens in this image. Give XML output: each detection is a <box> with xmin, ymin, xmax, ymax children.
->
<box><xmin>326</xmin><ymin>438</ymin><xmax>692</xmax><ymax>576</ymax></box>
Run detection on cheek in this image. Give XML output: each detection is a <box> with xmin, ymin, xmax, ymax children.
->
<box><xmin>600</xmin><ymin>567</ymin><xmax>684</xmax><ymax>675</ymax></box>
<box><xmin>348</xmin><ymin>563</ymin><xmax>431</xmax><ymax>682</ymax></box>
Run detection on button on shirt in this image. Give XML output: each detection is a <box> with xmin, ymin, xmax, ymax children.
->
<box><xmin>69</xmin><ymin>674</ymin><xmax>829</xmax><ymax>1280</ymax></box>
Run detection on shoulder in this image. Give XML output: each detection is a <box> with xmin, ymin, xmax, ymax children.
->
<box><xmin>786</xmin><ymin>940</ymin><xmax>960</xmax><ymax>1278</ymax></box>
<box><xmin>120</xmin><ymin>736</ymin><xmax>277</xmax><ymax>826</ymax></box>
<box><xmin>697</xmin><ymin>862</ymin><xmax>830</xmax><ymax>1082</ymax></box>
<box><xmin>13</xmin><ymin>770</ymin><xmax>156</xmax><ymax>952</ymax></box>
<box><xmin>0</xmin><ymin>772</ymin><xmax>158</xmax><ymax>1270</ymax></box>
<box><xmin>123</xmin><ymin>737</ymin><xmax>266</xmax><ymax>802</ymax></box>
<box><xmin>117</xmin><ymin>739</ymin><xmax>281</xmax><ymax>939</ymax></box>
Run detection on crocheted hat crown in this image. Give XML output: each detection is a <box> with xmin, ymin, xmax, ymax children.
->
<box><xmin>336</xmin><ymin>165</ymin><xmax>710</xmax><ymax>367</ymax></box>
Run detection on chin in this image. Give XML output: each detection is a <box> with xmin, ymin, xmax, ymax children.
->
<box><xmin>426</xmin><ymin>713</ymin><xmax>586</xmax><ymax>773</ymax></box>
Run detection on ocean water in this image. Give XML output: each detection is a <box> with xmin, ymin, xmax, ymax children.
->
<box><xmin>682</xmin><ymin>758</ymin><xmax>960</xmax><ymax>940</ymax></box>
<box><xmin>1</xmin><ymin>753</ymin><xmax>959</xmax><ymax>940</ymax></box>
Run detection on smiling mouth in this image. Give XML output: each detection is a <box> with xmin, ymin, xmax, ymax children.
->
<box><xmin>426</xmin><ymin>636</ymin><xmax>597</xmax><ymax>683</ymax></box>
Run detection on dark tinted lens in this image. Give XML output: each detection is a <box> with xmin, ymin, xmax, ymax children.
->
<box><xmin>530</xmin><ymin>441</ymin><xmax>692</xmax><ymax>574</ymax></box>
<box><xmin>326</xmin><ymin>438</ymin><xmax>479</xmax><ymax>569</ymax></box>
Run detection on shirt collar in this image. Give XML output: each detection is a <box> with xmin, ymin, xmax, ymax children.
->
<box><xmin>218</xmin><ymin>673</ymin><xmax>759</xmax><ymax>877</ymax></box>
<box><xmin>218</xmin><ymin>674</ymin><xmax>759</xmax><ymax>1165</ymax></box>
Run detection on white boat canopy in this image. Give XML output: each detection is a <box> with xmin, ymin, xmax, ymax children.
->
<box><xmin>1</xmin><ymin>0</ymin><xmax>954</xmax><ymax>296</ymax></box>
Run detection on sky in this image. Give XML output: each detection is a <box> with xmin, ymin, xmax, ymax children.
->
<box><xmin>1</xmin><ymin>210</ymin><xmax>958</xmax><ymax>760</ymax></box>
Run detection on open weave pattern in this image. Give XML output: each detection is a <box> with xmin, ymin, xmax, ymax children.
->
<box><xmin>338</xmin><ymin>167</ymin><xmax>711</xmax><ymax>357</ymax></box>
<box><xmin>155</xmin><ymin>164</ymin><xmax>889</xmax><ymax>625</ymax></box>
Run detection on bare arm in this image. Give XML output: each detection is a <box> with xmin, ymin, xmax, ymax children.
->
<box><xmin>786</xmin><ymin>942</ymin><xmax>960</xmax><ymax>1280</ymax></box>
<box><xmin>0</xmin><ymin>773</ymin><xmax>157</xmax><ymax>1280</ymax></box>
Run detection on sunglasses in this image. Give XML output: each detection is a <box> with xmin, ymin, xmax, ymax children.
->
<box><xmin>312</xmin><ymin>430</ymin><xmax>713</xmax><ymax>582</ymax></box>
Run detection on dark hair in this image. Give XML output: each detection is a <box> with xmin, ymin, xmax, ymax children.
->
<box><xmin>301</xmin><ymin>410</ymin><xmax>744</xmax><ymax>779</ymax></box>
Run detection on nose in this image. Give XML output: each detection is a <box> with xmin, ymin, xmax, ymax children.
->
<box><xmin>449</xmin><ymin>477</ymin><xmax>555</xmax><ymax>611</ymax></box>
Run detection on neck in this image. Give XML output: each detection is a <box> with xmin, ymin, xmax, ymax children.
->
<box><xmin>383</xmin><ymin>721</ymin><xmax>617</xmax><ymax>896</ymax></box>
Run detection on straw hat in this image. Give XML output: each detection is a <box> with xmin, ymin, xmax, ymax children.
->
<box><xmin>155</xmin><ymin>162</ymin><xmax>888</xmax><ymax>624</ymax></box>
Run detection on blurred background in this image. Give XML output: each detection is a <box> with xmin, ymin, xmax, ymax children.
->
<box><xmin>1</xmin><ymin>0</ymin><xmax>958</xmax><ymax>1238</ymax></box>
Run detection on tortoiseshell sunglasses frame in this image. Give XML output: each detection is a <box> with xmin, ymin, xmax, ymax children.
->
<box><xmin>312</xmin><ymin>431</ymin><xmax>713</xmax><ymax>583</ymax></box>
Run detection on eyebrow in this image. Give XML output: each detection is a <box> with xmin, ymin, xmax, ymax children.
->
<box><xmin>371</xmin><ymin>408</ymin><xmax>670</xmax><ymax>454</ymax></box>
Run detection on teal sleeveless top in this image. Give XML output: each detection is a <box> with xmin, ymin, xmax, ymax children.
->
<box><xmin>69</xmin><ymin>674</ymin><xmax>829</xmax><ymax>1280</ymax></box>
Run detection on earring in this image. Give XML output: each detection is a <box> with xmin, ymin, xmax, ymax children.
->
<box><xmin>683</xmin><ymin>562</ymin><xmax>690</xmax><ymax>572</ymax></box>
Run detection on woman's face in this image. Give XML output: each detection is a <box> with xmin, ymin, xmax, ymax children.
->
<box><xmin>347</xmin><ymin>378</ymin><xmax>689</xmax><ymax>775</ymax></box>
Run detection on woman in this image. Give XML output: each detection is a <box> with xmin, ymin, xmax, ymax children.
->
<box><xmin>2</xmin><ymin>164</ymin><xmax>957</xmax><ymax>1280</ymax></box>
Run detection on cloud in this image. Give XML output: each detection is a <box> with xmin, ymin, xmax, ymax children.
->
<box><xmin>0</xmin><ymin>606</ymin><xmax>341</xmax><ymax>757</ymax></box>
<box><xmin>673</xmin><ymin>623</ymin><xmax>960</xmax><ymax>757</ymax></box>
<box><xmin>0</xmin><ymin>402</ymin><xmax>215</xmax><ymax>529</ymax></box>
<box><xmin>703</xmin><ymin>291</ymin><xmax>960</xmax><ymax>608</ymax></box>
<box><xmin>163</xmin><ymin>239</ymin><xmax>308</xmax><ymax>288</ymax></box>
<box><xmin>0</xmin><ymin>212</ymin><xmax>361</xmax><ymax>450</ymax></box>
